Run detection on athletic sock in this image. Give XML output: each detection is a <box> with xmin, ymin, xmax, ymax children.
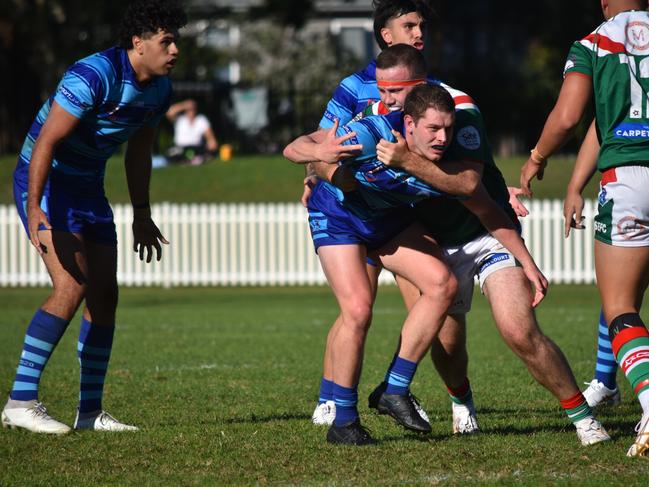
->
<box><xmin>318</xmin><ymin>378</ymin><xmax>334</xmax><ymax>404</ymax></box>
<box><xmin>447</xmin><ymin>378</ymin><xmax>473</xmax><ymax>405</ymax></box>
<box><xmin>77</xmin><ymin>318</ymin><xmax>115</xmax><ymax>414</ymax></box>
<box><xmin>9</xmin><ymin>309</ymin><xmax>70</xmax><ymax>401</ymax></box>
<box><xmin>560</xmin><ymin>391</ymin><xmax>593</xmax><ymax>423</ymax></box>
<box><xmin>609</xmin><ymin>313</ymin><xmax>649</xmax><ymax>406</ymax></box>
<box><xmin>639</xmin><ymin>389</ymin><xmax>649</xmax><ymax>413</ymax></box>
<box><xmin>384</xmin><ymin>356</ymin><xmax>417</xmax><ymax>396</ymax></box>
<box><xmin>594</xmin><ymin>310</ymin><xmax>618</xmax><ymax>389</ymax></box>
<box><xmin>332</xmin><ymin>383</ymin><xmax>358</xmax><ymax>426</ymax></box>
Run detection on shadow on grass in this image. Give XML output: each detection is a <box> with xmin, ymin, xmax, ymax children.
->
<box><xmin>223</xmin><ymin>412</ymin><xmax>312</xmax><ymax>424</ymax></box>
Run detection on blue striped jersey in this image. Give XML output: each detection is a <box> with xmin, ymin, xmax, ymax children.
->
<box><xmin>19</xmin><ymin>46</ymin><xmax>172</xmax><ymax>182</ymax></box>
<box><xmin>318</xmin><ymin>111</ymin><xmax>443</xmax><ymax>220</ymax></box>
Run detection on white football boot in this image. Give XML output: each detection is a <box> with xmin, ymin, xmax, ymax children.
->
<box><xmin>627</xmin><ymin>410</ymin><xmax>649</xmax><ymax>457</ymax></box>
<box><xmin>74</xmin><ymin>410</ymin><xmax>138</xmax><ymax>431</ymax></box>
<box><xmin>311</xmin><ymin>400</ymin><xmax>336</xmax><ymax>426</ymax></box>
<box><xmin>1</xmin><ymin>401</ymin><xmax>71</xmax><ymax>434</ymax></box>
<box><xmin>582</xmin><ymin>380</ymin><xmax>621</xmax><ymax>408</ymax></box>
<box><xmin>452</xmin><ymin>399</ymin><xmax>480</xmax><ymax>435</ymax></box>
<box><xmin>574</xmin><ymin>417</ymin><xmax>611</xmax><ymax>446</ymax></box>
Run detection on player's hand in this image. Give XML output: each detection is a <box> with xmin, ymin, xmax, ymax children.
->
<box><xmin>520</xmin><ymin>157</ymin><xmax>547</xmax><ymax>197</ymax></box>
<box><xmin>507</xmin><ymin>186</ymin><xmax>529</xmax><ymax>218</ymax></box>
<box><xmin>301</xmin><ymin>175</ymin><xmax>317</xmax><ymax>207</ymax></box>
<box><xmin>314</xmin><ymin>119</ymin><xmax>363</xmax><ymax>164</ymax></box>
<box><xmin>376</xmin><ymin>130</ymin><xmax>408</xmax><ymax>167</ymax></box>
<box><xmin>132</xmin><ymin>216</ymin><xmax>169</xmax><ymax>263</ymax></box>
<box><xmin>27</xmin><ymin>204</ymin><xmax>51</xmax><ymax>254</ymax></box>
<box><xmin>523</xmin><ymin>262</ymin><xmax>548</xmax><ymax>307</ymax></box>
<box><xmin>563</xmin><ymin>190</ymin><xmax>585</xmax><ymax>238</ymax></box>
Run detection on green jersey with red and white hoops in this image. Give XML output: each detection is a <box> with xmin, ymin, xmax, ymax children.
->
<box><xmin>564</xmin><ymin>10</ymin><xmax>649</xmax><ymax>170</ymax></box>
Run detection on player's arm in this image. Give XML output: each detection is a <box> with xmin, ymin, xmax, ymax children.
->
<box><xmin>27</xmin><ymin>101</ymin><xmax>81</xmax><ymax>253</ymax></box>
<box><xmin>564</xmin><ymin>119</ymin><xmax>599</xmax><ymax>237</ymax></box>
<box><xmin>283</xmin><ymin>119</ymin><xmax>363</xmax><ymax>164</ymax></box>
<box><xmin>125</xmin><ymin>126</ymin><xmax>169</xmax><ymax>263</ymax></box>
<box><xmin>461</xmin><ymin>184</ymin><xmax>548</xmax><ymax>307</ymax></box>
<box><xmin>521</xmin><ymin>73</ymin><xmax>592</xmax><ymax>196</ymax></box>
<box><xmin>376</xmin><ymin>129</ymin><xmax>482</xmax><ymax>197</ymax></box>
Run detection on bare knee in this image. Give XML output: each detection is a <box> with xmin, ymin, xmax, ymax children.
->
<box><xmin>46</xmin><ymin>281</ymin><xmax>86</xmax><ymax>318</ymax></box>
<box><xmin>420</xmin><ymin>271</ymin><xmax>458</xmax><ymax>307</ymax></box>
<box><xmin>86</xmin><ymin>279</ymin><xmax>118</xmax><ymax>325</ymax></box>
<box><xmin>502</xmin><ymin>322</ymin><xmax>545</xmax><ymax>358</ymax></box>
<box><xmin>340</xmin><ymin>298</ymin><xmax>373</xmax><ymax>334</ymax></box>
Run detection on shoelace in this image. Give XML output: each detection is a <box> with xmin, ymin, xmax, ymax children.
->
<box><xmin>30</xmin><ymin>403</ymin><xmax>51</xmax><ymax>419</ymax></box>
<box><xmin>98</xmin><ymin>411</ymin><xmax>118</xmax><ymax>425</ymax></box>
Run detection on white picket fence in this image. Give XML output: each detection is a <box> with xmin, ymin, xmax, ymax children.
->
<box><xmin>0</xmin><ymin>200</ymin><xmax>598</xmax><ymax>287</ymax></box>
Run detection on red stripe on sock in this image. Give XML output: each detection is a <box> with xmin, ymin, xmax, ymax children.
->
<box><xmin>634</xmin><ymin>378</ymin><xmax>649</xmax><ymax>395</ymax></box>
<box><xmin>560</xmin><ymin>391</ymin><xmax>587</xmax><ymax>410</ymax></box>
<box><xmin>447</xmin><ymin>378</ymin><xmax>470</xmax><ymax>398</ymax></box>
<box><xmin>612</xmin><ymin>327</ymin><xmax>649</xmax><ymax>356</ymax></box>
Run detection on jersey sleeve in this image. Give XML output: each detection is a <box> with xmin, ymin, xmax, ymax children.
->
<box><xmin>53</xmin><ymin>62</ymin><xmax>106</xmax><ymax>119</ymax></box>
<box><xmin>319</xmin><ymin>76</ymin><xmax>359</xmax><ymax>129</ymax></box>
<box><xmin>563</xmin><ymin>41</ymin><xmax>593</xmax><ymax>78</ymax></box>
<box><xmin>445</xmin><ymin>108</ymin><xmax>489</xmax><ymax>164</ymax></box>
<box><xmin>335</xmin><ymin>117</ymin><xmax>383</xmax><ymax>160</ymax></box>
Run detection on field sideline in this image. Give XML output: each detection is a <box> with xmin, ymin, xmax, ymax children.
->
<box><xmin>0</xmin><ymin>285</ymin><xmax>647</xmax><ymax>485</ymax></box>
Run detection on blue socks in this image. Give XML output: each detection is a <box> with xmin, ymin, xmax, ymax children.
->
<box><xmin>333</xmin><ymin>383</ymin><xmax>358</xmax><ymax>426</ymax></box>
<box><xmin>10</xmin><ymin>309</ymin><xmax>70</xmax><ymax>401</ymax></box>
<box><xmin>385</xmin><ymin>356</ymin><xmax>418</xmax><ymax>396</ymax></box>
<box><xmin>318</xmin><ymin>378</ymin><xmax>334</xmax><ymax>404</ymax></box>
<box><xmin>594</xmin><ymin>310</ymin><xmax>618</xmax><ymax>389</ymax></box>
<box><xmin>77</xmin><ymin>318</ymin><xmax>115</xmax><ymax>414</ymax></box>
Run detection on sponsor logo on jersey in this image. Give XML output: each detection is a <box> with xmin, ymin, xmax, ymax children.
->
<box><xmin>613</xmin><ymin>122</ymin><xmax>649</xmax><ymax>138</ymax></box>
<box><xmin>456</xmin><ymin>125</ymin><xmax>481</xmax><ymax>150</ymax></box>
<box><xmin>626</xmin><ymin>21</ymin><xmax>649</xmax><ymax>52</ymax></box>
<box><xmin>309</xmin><ymin>218</ymin><xmax>328</xmax><ymax>232</ymax></box>
<box><xmin>598</xmin><ymin>187</ymin><xmax>607</xmax><ymax>206</ymax></box>
<box><xmin>594</xmin><ymin>221</ymin><xmax>607</xmax><ymax>233</ymax></box>
<box><xmin>617</xmin><ymin>216</ymin><xmax>649</xmax><ymax>240</ymax></box>
<box><xmin>478</xmin><ymin>252</ymin><xmax>511</xmax><ymax>273</ymax></box>
<box><xmin>58</xmin><ymin>85</ymin><xmax>87</xmax><ymax>109</ymax></box>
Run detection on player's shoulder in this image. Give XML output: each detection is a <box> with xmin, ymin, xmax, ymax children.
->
<box><xmin>430</xmin><ymin>80</ymin><xmax>480</xmax><ymax>113</ymax></box>
<box><xmin>354</xmin><ymin>111</ymin><xmax>403</xmax><ymax>141</ymax></box>
<box><xmin>340</xmin><ymin>60</ymin><xmax>377</xmax><ymax>89</ymax></box>
<box><xmin>71</xmin><ymin>47</ymin><xmax>122</xmax><ymax>81</ymax></box>
<box><xmin>575</xmin><ymin>12</ymin><xmax>649</xmax><ymax>54</ymax></box>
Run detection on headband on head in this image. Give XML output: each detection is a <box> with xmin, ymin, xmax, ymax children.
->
<box><xmin>376</xmin><ymin>79</ymin><xmax>426</xmax><ymax>88</ymax></box>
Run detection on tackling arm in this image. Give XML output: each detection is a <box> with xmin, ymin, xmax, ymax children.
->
<box><xmin>461</xmin><ymin>184</ymin><xmax>548</xmax><ymax>306</ymax></box>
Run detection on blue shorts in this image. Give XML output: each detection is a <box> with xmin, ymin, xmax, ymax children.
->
<box><xmin>13</xmin><ymin>161</ymin><xmax>117</xmax><ymax>245</ymax></box>
<box><xmin>307</xmin><ymin>182</ymin><xmax>413</xmax><ymax>256</ymax></box>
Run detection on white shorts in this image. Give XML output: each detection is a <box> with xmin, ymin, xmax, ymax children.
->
<box><xmin>595</xmin><ymin>165</ymin><xmax>649</xmax><ymax>247</ymax></box>
<box><xmin>444</xmin><ymin>233</ymin><xmax>519</xmax><ymax>314</ymax></box>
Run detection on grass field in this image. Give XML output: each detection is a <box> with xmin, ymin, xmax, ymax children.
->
<box><xmin>0</xmin><ymin>285</ymin><xmax>647</xmax><ymax>486</ymax></box>
<box><xmin>0</xmin><ymin>152</ymin><xmax>600</xmax><ymax>206</ymax></box>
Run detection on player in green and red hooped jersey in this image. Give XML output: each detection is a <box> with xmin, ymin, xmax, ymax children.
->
<box><xmin>521</xmin><ymin>0</ymin><xmax>649</xmax><ymax>457</ymax></box>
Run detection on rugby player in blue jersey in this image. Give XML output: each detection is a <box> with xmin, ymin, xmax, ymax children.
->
<box><xmin>285</xmin><ymin>70</ymin><xmax>548</xmax><ymax>444</ymax></box>
<box><xmin>291</xmin><ymin>44</ymin><xmax>610</xmax><ymax>446</ymax></box>
<box><xmin>1</xmin><ymin>0</ymin><xmax>186</xmax><ymax>434</ymax></box>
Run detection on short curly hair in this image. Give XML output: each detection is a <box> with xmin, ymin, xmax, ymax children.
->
<box><xmin>372</xmin><ymin>0</ymin><xmax>436</xmax><ymax>50</ymax></box>
<box><xmin>118</xmin><ymin>0</ymin><xmax>187</xmax><ymax>48</ymax></box>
